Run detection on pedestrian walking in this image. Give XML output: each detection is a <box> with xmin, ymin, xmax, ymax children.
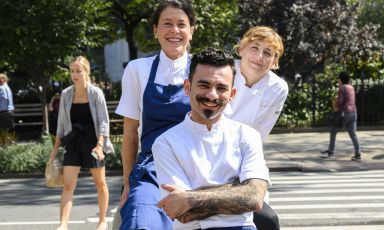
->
<box><xmin>321</xmin><ymin>71</ymin><xmax>361</xmax><ymax>161</ymax></box>
<box><xmin>50</xmin><ymin>56</ymin><xmax>114</xmax><ymax>230</ymax></box>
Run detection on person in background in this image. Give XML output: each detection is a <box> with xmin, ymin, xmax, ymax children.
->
<box><xmin>50</xmin><ymin>56</ymin><xmax>114</xmax><ymax>230</ymax></box>
<box><xmin>115</xmin><ymin>1</ymin><xmax>195</xmax><ymax>229</ymax></box>
<box><xmin>153</xmin><ymin>47</ymin><xmax>270</xmax><ymax>230</ymax></box>
<box><xmin>0</xmin><ymin>73</ymin><xmax>15</xmax><ymax>132</ymax></box>
<box><xmin>48</xmin><ymin>92</ymin><xmax>61</xmax><ymax>135</ymax></box>
<box><xmin>321</xmin><ymin>71</ymin><xmax>361</xmax><ymax>161</ymax></box>
<box><xmin>224</xmin><ymin>26</ymin><xmax>288</xmax><ymax>230</ymax></box>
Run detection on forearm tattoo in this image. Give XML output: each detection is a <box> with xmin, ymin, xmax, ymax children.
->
<box><xmin>187</xmin><ymin>179</ymin><xmax>267</xmax><ymax>215</ymax></box>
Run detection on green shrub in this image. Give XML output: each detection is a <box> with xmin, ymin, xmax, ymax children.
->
<box><xmin>0</xmin><ymin>137</ymin><xmax>52</xmax><ymax>173</ymax></box>
<box><xmin>0</xmin><ymin>134</ymin><xmax>122</xmax><ymax>173</ymax></box>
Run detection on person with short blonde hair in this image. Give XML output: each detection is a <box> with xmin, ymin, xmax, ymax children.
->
<box><xmin>50</xmin><ymin>56</ymin><xmax>114</xmax><ymax>230</ymax></box>
<box><xmin>224</xmin><ymin>26</ymin><xmax>289</xmax><ymax>230</ymax></box>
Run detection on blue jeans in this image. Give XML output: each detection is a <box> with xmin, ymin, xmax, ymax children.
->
<box><xmin>328</xmin><ymin>112</ymin><xmax>360</xmax><ymax>157</ymax></box>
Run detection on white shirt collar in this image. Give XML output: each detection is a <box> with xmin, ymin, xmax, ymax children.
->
<box><xmin>159</xmin><ymin>50</ymin><xmax>189</xmax><ymax>70</ymax></box>
<box><xmin>184</xmin><ymin>112</ymin><xmax>226</xmax><ymax>134</ymax></box>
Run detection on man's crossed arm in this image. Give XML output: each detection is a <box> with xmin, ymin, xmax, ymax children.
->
<box><xmin>158</xmin><ymin>178</ymin><xmax>268</xmax><ymax>223</ymax></box>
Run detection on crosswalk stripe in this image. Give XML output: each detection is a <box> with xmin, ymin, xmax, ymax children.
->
<box><xmin>270</xmin><ymin>170</ymin><xmax>384</xmax><ymax>228</ymax></box>
<box><xmin>270</xmin><ymin>195</ymin><xmax>384</xmax><ymax>202</ymax></box>
<box><xmin>271</xmin><ymin>188</ymin><xmax>384</xmax><ymax>195</ymax></box>
<box><xmin>272</xmin><ymin>182</ymin><xmax>384</xmax><ymax>188</ymax></box>
<box><xmin>272</xmin><ymin>178</ymin><xmax>384</xmax><ymax>184</ymax></box>
<box><xmin>272</xmin><ymin>203</ymin><xmax>384</xmax><ymax>209</ymax></box>
<box><xmin>282</xmin><ymin>225</ymin><xmax>384</xmax><ymax>230</ymax></box>
<box><xmin>278</xmin><ymin>212</ymin><xmax>384</xmax><ymax>220</ymax></box>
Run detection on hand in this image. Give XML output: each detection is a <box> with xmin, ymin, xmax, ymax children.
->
<box><xmin>91</xmin><ymin>145</ymin><xmax>105</xmax><ymax>161</ymax></box>
<box><xmin>158</xmin><ymin>184</ymin><xmax>192</xmax><ymax>220</ymax></box>
<box><xmin>119</xmin><ymin>183</ymin><xmax>130</xmax><ymax>208</ymax></box>
<box><xmin>49</xmin><ymin>150</ymin><xmax>57</xmax><ymax>161</ymax></box>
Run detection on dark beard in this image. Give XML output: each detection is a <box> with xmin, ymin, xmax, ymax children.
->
<box><xmin>196</xmin><ymin>95</ymin><xmax>225</xmax><ymax>119</ymax></box>
<box><xmin>203</xmin><ymin>109</ymin><xmax>214</xmax><ymax>119</ymax></box>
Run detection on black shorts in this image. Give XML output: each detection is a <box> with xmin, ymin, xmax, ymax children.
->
<box><xmin>63</xmin><ymin>147</ymin><xmax>106</xmax><ymax>168</ymax></box>
<box><xmin>62</xmin><ymin>125</ymin><xmax>106</xmax><ymax>168</ymax></box>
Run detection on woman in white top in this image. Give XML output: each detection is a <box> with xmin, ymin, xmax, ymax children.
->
<box><xmin>225</xmin><ymin>26</ymin><xmax>288</xmax><ymax>141</ymax></box>
<box><xmin>115</xmin><ymin>0</ymin><xmax>195</xmax><ymax>229</ymax></box>
<box><xmin>224</xmin><ymin>26</ymin><xmax>289</xmax><ymax>230</ymax></box>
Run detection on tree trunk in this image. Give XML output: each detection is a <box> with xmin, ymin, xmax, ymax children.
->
<box><xmin>126</xmin><ymin>29</ymin><xmax>137</xmax><ymax>60</ymax></box>
<box><xmin>38</xmin><ymin>86</ymin><xmax>49</xmax><ymax>133</ymax></box>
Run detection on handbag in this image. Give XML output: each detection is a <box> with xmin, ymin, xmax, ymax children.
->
<box><xmin>328</xmin><ymin>111</ymin><xmax>344</xmax><ymax>128</ymax></box>
<box><xmin>45</xmin><ymin>158</ymin><xmax>64</xmax><ymax>188</ymax></box>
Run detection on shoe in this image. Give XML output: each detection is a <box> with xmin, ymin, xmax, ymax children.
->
<box><xmin>55</xmin><ymin>226</ymin><xmax>68</xmax><ymax>230</ymax></box>
<box><xmin>351</xmin><ymin>155</ymin><xmax>362</xmax><ymax>162</ymax></box>
<box><xmin>96</xmin><ymin>222</ymin><xmax>108</xmax><ymax>230</ymax></box>
<box><xmin>320</xmin><ymin>150</ymin><xmax>334</xmax><ymax>158</ymax></box>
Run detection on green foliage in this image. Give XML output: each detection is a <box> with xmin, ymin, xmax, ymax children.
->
<box><xmin>0</xmin><ymin>134</ymin><xmax>52</xmax><ymax>173</ymax></box>
<box><xmin>0</xmin><ymin>131</ymin><xmax>16</xmax><ymax>147</ymax></box>
<box><xmin>357</xmin><ymin>84</ymin><xmax>384</xmax><ymax>125</ymax></box>
<box><xmin>358</xmin><ymin>0</ymin><xmax>384</xmax><ymax>43</ymax></box>
<box><xmin>278</xmin><ymin>64</ymin><xmax>345</xmax><ymax>128</ymax></box>
<box><xmin>0</xmin><ymin>134</ymin><xmax>123</xmax><ymax>173</ymax></box>
<box><xmin>191</xmin><ymin>0</ymin><xmax>239</xmax><ymax>53</ymax></box>
<box><xmin>0</xmin><ymin>0</ymin><xmax>116</xmax><ymax>129</ymax></box>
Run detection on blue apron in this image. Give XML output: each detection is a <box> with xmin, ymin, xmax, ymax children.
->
<box><xmin>120</xmin><ymin>54</ymin><xmax>190</xmax><ymax>230</ymax></box>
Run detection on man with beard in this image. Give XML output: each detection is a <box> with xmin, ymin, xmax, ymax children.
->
<box><xmin>152</xmin><ymin>48</ymin><xmax>270</xmax><ymax>230</ymax></box>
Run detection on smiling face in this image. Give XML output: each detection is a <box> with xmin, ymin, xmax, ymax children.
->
<box><xmin>238</xmin><ymin>40</ymin><xmax>276</xmax><ymax>79</ymax></box>
<box><xmin>153</xmin><ymin>6</ymin><xmax>194</xmax><ymax>60</ymax></box>
<box><xmin>184</xmin><ymin>64</ymin><xmax>236</xmax><ymax>128</ymax></box>
<box><xmin>69</xmin><ymin>62</ymin><xmax>88</xmax><ymax>87</ymax></box>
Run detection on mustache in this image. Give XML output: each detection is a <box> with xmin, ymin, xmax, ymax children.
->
<box><xmin>196</xmin><ymin>96</ymin><xmax>225</xmax><ymax>106</ymax></box>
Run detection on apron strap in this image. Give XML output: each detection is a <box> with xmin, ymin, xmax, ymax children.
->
<box><xmin>148</xmin><ymin>55</ymin><xmax>160</xmax><ymax>83</ymax></box>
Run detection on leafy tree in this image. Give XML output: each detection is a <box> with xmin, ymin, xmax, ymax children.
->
<box><xmin>111</xmin><ymin>0</ymin><xmax>156</xmax><ymax>60</ymax></box>
<box><xmin>0</xmin><ymin>0</ymin><xmax>115</xmax><ymax>132</ymax></box>
<box><xmin>238</xmin><ymin>0</ymin><xmax>383</xmax><ymax>83</ymax></box>
<box><xmin>358</xmin><ymin>0</ymin><xmax>384</xmax><ymax>43</ymax></box>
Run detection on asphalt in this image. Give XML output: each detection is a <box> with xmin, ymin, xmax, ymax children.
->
<box><xmin>264</xmin><ymin>129</ymin><xmax>384</xmax><ymax>172</ymax></box>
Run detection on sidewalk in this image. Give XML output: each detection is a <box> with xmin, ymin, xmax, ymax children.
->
<box><xmin>264</xmin><ymin>130</ymin><xmax>384</xmax><ymax>172</ymax></box>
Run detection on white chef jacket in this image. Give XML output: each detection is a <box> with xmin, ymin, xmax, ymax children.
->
<box><xmin>153</xmin><ymin>114</ymin><xmax>270</xmax><ymax>230</ymax></box>
<box><xmin>115</xmin><ymin>50</ymin><xmax>190</xmax><ymax>125</ymax></box>
<box><xmin>225</xmin><ymin>60</ymin><xmax>288</xmax><ymax>141</ymax></box>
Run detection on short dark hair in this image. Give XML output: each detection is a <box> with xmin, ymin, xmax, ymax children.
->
<box><xmin>153</xmin><ymin>0</ymin><xmax>195</xmax><ymax>26</ymax></box>
<box><xmin>338</xmin><ymin>71</ymin><xmax>350</xmax><ymax>84</ymax></box>
<box><xmin>189</xmin><ymin>47</ymin><xmax>235</xmax><ymax>85</ymax></box>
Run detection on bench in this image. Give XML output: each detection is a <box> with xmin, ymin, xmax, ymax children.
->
<box><xmin>14</xmin><ymin>101</ymin><xmax>123</xmax><ymax>127</ymax></box>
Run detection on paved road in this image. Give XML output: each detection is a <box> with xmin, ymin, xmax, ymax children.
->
<box><xmin>1</xmin><ymin>170</ymin><xmax>384</xmax><ymax>230</ymax></box>
<box><xmin>0</xmin><ymin>176</ymin><xmax>122</xmax><ymax>230</ymax></box>
<box><xmin>270</xmin><ymin>170</ymin><xmax>384</xmax><ymax>229</ymax></box>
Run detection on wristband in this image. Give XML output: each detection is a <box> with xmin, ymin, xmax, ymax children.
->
<box><xmin>97</xmin><ymin>141</ymin><xmax>103</xmax><ymax>147</ymax></box>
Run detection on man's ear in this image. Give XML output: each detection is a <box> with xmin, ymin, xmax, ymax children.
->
<box><xmin>184</xmin><ymin>79</ymin><xmax>191</xmax><ymax>96</ymax></box>
<box><xmin>229</xmin><ymin>87</ymin><xmax>237</xmax><ymax>102</ymax></box>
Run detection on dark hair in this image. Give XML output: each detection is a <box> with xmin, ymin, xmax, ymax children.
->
<box><xmin>189</xmin><ymin>47</ymin><xmax>235</xmax><ymax>85</ymax></box>
<box><xmin>153</xmin><ymin>0</ymin><xmax>195</xmax><ymax>26</ymax></box>
<box><xmin>338</xmin><ymin>71</ymin><xmax>350</xmax><ymax>84</ymax></box>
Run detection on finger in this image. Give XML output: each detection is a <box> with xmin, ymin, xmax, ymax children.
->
<box><xmin>158</xmin><ymin>197</ymin><xmax>166</xmax><ymax>208</ymax></box>
<box><xmin>161</xmin><ymin>184</ymin><xmax>176</xmax><ymax>192</ymax></box>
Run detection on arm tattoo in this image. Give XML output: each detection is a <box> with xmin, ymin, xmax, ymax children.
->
<box><xmin>187</xmin><ymin>178</ymin><xmax>267</xmax><ymax>215</ymax></box>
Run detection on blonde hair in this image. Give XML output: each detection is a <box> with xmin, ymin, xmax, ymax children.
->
<box><xmin>234</xmin><ymin>26</ymin><xmax>284</xmax><ymax>70</ymax></box>
<box><xmin>70</xmin><ymin>56</ymin><xmax>91</xmax><ymax>82</ymax></box>
<box><xmin>0</xmin><ymin>73</ymin><xmax>9</xmax><ymax>82</ymax></box>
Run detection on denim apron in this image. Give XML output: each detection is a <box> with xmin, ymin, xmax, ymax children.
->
<box><xmin>120</xmin><ymin>54</ymin><xmax>190</xmax><ymax>230</ymax></box>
